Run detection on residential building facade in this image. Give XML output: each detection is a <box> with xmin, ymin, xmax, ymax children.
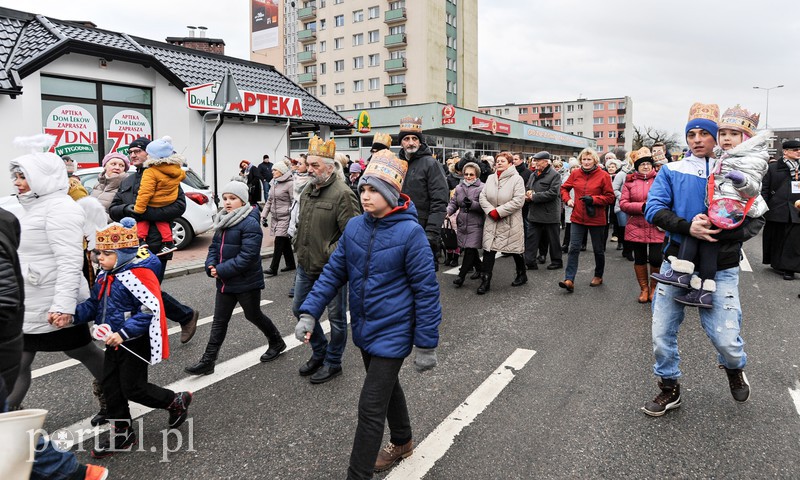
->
<box><xmin>478</xmin><ymin>96</ymin><xmax>634</xmax><ymax>154</ymax></box>
<box><xmin>250</xmin><ymin>0</ymin><xmax>478</xmax><ymax>111</ymax></box>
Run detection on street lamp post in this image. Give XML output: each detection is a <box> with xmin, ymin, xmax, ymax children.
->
<box><xmin>753</xmin><ymin>84</ymin><xmax>784</xmax><ymax>129</ymax></box>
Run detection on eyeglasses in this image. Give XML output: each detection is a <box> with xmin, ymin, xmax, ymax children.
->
<box><xmin>463</xmin><ymin>173</ymin><xmax>476</xmax><ymax>177</ymax></box>
<box><xmin>128</xmin><ymin>148</ymin><xmax>143</xmax><ymax>154</ymax></box>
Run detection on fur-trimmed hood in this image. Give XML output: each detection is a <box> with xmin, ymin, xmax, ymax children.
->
<box><xmin>143</xmin><ymin>153</ymin><xmax>185</xmax><ymax>169</ymax></box>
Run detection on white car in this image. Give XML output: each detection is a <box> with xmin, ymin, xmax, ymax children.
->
<box><xmin>75</xmin><ymin>166</ymin><xmax>217</xmax><ymax>250</ymax></box>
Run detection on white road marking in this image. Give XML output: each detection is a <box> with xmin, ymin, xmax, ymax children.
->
<box><xmin>442</xmin><ymin>257</ymin><xmax>483</xmax><ymax>276</ymax></box>
<box><xmin>740</xmin><ymin>251</ymin><xmax>752</xmax><ymax>272</ymax></box>
<box><xmin>31</xmin><ymin>301</ymin><xmax>272</xmax><ymax>379</ymax></box>
<box><xmin>789</xmin><ymin>384</ymin><xmax>800</xmax><ymax>416</ymax></box>
<box><xmin>386</xmin><ymin>348</ymin><xmax>537</xmax><ymax>480</ymax></box>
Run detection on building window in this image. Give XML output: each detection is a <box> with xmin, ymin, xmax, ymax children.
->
<box><xmin>531</xmin><ymin>120</ymin><xmax>539</xmax><ymax>126</ymax></box>
<box><xmin>566</xmin><ymin>118</ymin><xmax>574</xmax><ymax>126</ymax></box>
<box><xmin>447</xmin><ymin>36</ymin><xmax>457</xmax><ymax>49</ymax></box>
<box><xmin>567</xmin><ymin>104</ymin><xmax>574</xmax><ymax>112</ymax></box>
<box><xmin>319</xmin><ymin>40</ymin><xmax>327</xmax><ymax>52</ymax></box>
<box><xmin>608</xmin><ymin>102</ymin><xmax>616</xmax><ymax>109</ymax></box>
<box><xmin>593</xmin><ymin>117</ymin><xmax>604</xmax><ymax>124</ymax></box>
<box><xmin>531</xmin><ymin>107</ymin><xmax>538</xmax><ymax>114</ymax></box>
<box><xmin>353</xmin><ymin>33</ymin><xmax>364</xmax><ymax>46</ymax></box>
<box><xmin>446</xmin><ymin>13</ymin><xmax>457</xmax><ymax>27</ymax></box>
<box><xmin>554</xmin><ymin>119</ymin><xmax>561</xmax><ymax>126</ymax></box>
<box><xmin>335</xmin><ymin>82</ymin><xmax>344</xmax><ymax>95</ymax></box>
<box><xmin>368</xmin><ymin>77</ymin><xmax>380</xmax><ymax>90</ymax></box>
<box><xmin>368</xmin><ymin>6</ymin><xmax>380</xmax><ymax>19</ymax></box>
<box><xmin>577</xmin><ymin>117</ymin><xmax>583</xmax><ymax>125</ymax></box>
<box><xmin>305</xmin><ymin>86</ymin><xmax>316</xmax><ymax>96</ymax></box>
<box><xmin>334</xmin><ymin>15</ymin><xmax>344</xmax><ymax>27</ymax></box>
<box><xmin>618</xmin><ymin>101</ymin><xmax>626</xmax><ymax>110</ymax></box>
<box><xmin>577</xmin><ymin>104</ymin><xmax>583</xmax><ymax>111</ymax></box>
<box><xmin>335</xmin><ymin>104</ymin><xmax>344</xmax><ymax>112</ymax></box>
<box><xmin>390</xmin><ymin>25</ymin><xmax>405</xmax><ymax>34</ymax></box>
<box><xmin>334</xmin><ymin>0</ymin><xmax>343</xmax><ymax>4</ymax></box>
<box><xmin>608</xmin><ymin>116</ymin><xmax>616</xmax><ymax>124</ymax></box>
<box><xmin>447</xmin><ymin>58</ymin><xmax>457</xmax><ymax>71</ymax></box>
<box><xmin>597</xmin><ymin>145</ymin><xmax>603</xmax><ymax>152</ymax></box>
<box><xmin>495</xmin><ymin>109</ymin><xmax>502</xmax><ymax>115</ymax></box>
<box><xmin>389</xmin><ymin>49</ymin><xmax>405</xmax><ymax>59</ymax></box>
<box><xmin>390</xmin><ymin>74</ymin><xmax>405</xmax><ymax>84</ymax></box>
<box><xmin>368</xmin><ymin>30</ymin><xmax>379</xmax><ymax>43</ymax></box>
<box><xmin>390</xmin><ymin>99</ymin><xmax>406</xmax><ymax>106</ymax></box>
<box><xmin>334</xmin><ymin>60</ymin><xmax>344</xmax><ymax>71</ymax></box>
<box><xmin>353</xmin><ymin>80</ymin><xmax>364</xmax><ymax>92</ymax></box>
<box><xmin>334</xmin><ymin>37</ymin><xmax>343</xmax><ymax>49</ymax></box>
<box><xmin>542</xmin><ymin>106</ymin><xmax>552</xmax><ymax>114</ymax></box>
<box><xmin>319</xmin><ymin>63</ymin><xmax>326</xmax><ymax>74</ymax></box>
<box><xmin>353</xmin><ymin>102</ymin><xmax>364</xmax><ymax>109</ymax></box>
<box><xmin>593</xmin><ymin>103</ymin><xmax>604</xmax><ymax>110</ymax></box>
<box><xmin>353</xmin><ymin>10</ymin><xmax>364</xmax><ymax>22</ymax></box>
<box><xmin>594</xmin><ymin>131</ymin><xmax>604</xmax><ymax>138</ymax></box>
<box><xmin>353</xmin><ymin>56</ymin><xmax>364</xmax><ymax>69</ymax></box>
<box><xmin>368</xmin><ymin>53</ymin><xmax>380</xmax><ymax>66</ymax></box>
<box><xmin>446</xmin><ymin>81</ymin><xmax>457</xmax><ymax>94</ymax></box>
<box><xmin>576</xmin><ymin>131</ymin><xmax>583</xmax><ymax>137</ymax></box>
<box><xmin>369</xmin><ymin>101</ymin><xmax>380</xmax><ymax>108</ymax></box>
<box><xmin>608</xmin><ymin>131</ymin><xmax>617</xmax><ymax>138</ymax></box>
<box><xmin>555</xmin><ymin>105</ymin><xmax>561</xmax><ymax>113</ymax></box>
<box><xmin>320</xmin><ymin>84</ymin><xmax>327</xmax><ymax>96</ymax></box>
<box><xmin>519</xmin><ymin>107</ymin><xmax>528</xmax><ymax>114</ymax></box>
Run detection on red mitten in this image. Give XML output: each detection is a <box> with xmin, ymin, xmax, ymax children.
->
<box><xmin>488</xmin><ymin>209</ymin><xmax>501</xmax><ymax>221</ymax></box>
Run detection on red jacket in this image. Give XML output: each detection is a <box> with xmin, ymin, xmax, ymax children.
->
<box><xmin>560</xmin><ymin>167</ymin><xmax>615</xmax><ymax>226</ymax></box>
<box><xmin>619</xmin><ymin>171</ymin><xmax>665</xmax><ymax>244</ymax></box>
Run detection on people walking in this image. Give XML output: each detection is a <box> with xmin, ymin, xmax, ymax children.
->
<box><xmin>261</xmin><ymin>161</ymin><xmax>296</xmax><ymax>276</ymax></box>
<box><xmin>447</xmin><ymin>161</ymin><xmax>485</xmax><ymax>288</ymax></box>
<box><xmin>524</xmin><ymin>151</ymin><xmax>563</xmax><ymax>271</ymax></box>
<box><xmin>91</xmin><ymin>152</ymin><xmax>130</xmax><ymax>220</ymax></box>
<box><xmin>761</xmin><ymin>139</ymin><xmax>800</xmax><ymax>280</ymax></box>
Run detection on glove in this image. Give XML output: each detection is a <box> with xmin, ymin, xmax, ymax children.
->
<box><xmin>261</xmin><ymin>217</ymin><xmax>269</xmax><ymax>227</ymax></box>
<box><xmin>122</xmin><ymin>204</ymin><xmax>137</xmax><ymax>217</ymax></box>
<box><xmin>585</xmin><ymin>204</ymin><xmax>597</xmax><ymax>217</ymax></box>
<box><xmin>488</xmin><ymin>209</ymin><xmax>501</xmax><ymax>221</ymax></box>
<box><xmin>725</xmin><ymin>170</ymin><xmax>746</xmax><ymax>186</ymax></box>
<box><xmin>295</xmin><ymin>313</ymin><xmax>316</xmax><ymax>342</ymax></box>
<box><xmin>462</xmin><ymin>197</ymin><xmax>472</xmax><ymax>208</ymax></box>
<box><xmin>579</xmin><ymin>195</ymin><xmax>594</xmax><ymax>205</ymax></box>
<box><xmin>414</xmin><ymin>347</ymin><xmax>438</xmax><ymax>372</ymax></box>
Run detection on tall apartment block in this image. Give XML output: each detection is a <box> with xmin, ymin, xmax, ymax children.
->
<box><xmin>250</xmin><ymin>0</ymin><xmax>478</xmax><ymax>111</ymax></box>
<box><xmin>479</xmin><ymin>97</ymin><xmax>633</xmax><ymax>154</ymax></box>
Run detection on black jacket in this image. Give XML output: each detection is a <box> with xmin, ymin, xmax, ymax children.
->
<box><xmin>109</xmin><ymin>168</ymin><xmax>187</xmax><ymax>259</ymax></box>
<box><xmin>399</xmin><ymin>144</ymin><xmax>449</xmax><ymax>242</ymax></box>
<box><xmin>0</xmin><ymin>207</ymin><xmax>24</xmax><ymax>395</ymax></box>
<box><xmin>257</xmin><ymin>161</ymin><xmax>274</xmax><ymax>184</ymax></box>
<box><xmin>526</xmin><ymin>165</ymin><xmax>562</xmax><ymax>224</ymax></box>
<box><xmin>762</xmin><ymin>159</ymin><xmax>800</xmax><ymax>224</ymax></box>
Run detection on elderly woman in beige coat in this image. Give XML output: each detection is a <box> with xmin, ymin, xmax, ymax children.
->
<box><xmin>261</xmin><ymin>161</ymin><xmax>296</xmax><ymax>276</ymax></box>
<box><xmin>477</xmin><ymin>151</ymin><xmax>526</xmax><ymax>294</ymax></box>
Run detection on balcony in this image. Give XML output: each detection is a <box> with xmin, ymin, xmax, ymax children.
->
<box><xmin>384</xmin><ymin>8</ymin><xmax>406</xmax><ymax>24</ymax></box>
<box><xmin>617</xmin><ymin>122</ymin><xmax>626</xmax><ymax>129</ymax></box>
<box><xmin>384</xmin><ymin>33</ymin><xmax>407</xmax><ymax>48</ymax></box>
<box><xmin>297</xmin><ymin>50</ymin><xmax>316</xmax><ymax>64</ymax></box>
<box><xmin>384</xmin><ymin>83</ymin><xmax>406</xmax><ymax>97</ymax></box>
<box><xmin>617</xmin><ymin>108</ymin><xmax>626</xmax><ymax>115</ymax></box>
<box><xmin>617</xmin><ymin>135</ymin><xmax>625</xmax><ymax>144</ymax></box>
<box><xmin>297</xmin><ymin>72</ymin><xmax>317</xmax><ymax>85</ymax></box>
<box><xmin>539</xmin><ymin>112</ymin><xmax>554</xmax><ymax>118</ymax></box>
<box><xmin>384</xmin><ymin>57</ymin><xmax>407</xmax><ymax>72</ymax></box>
<box><xmin>297</xmin><ymin>29</ymin><xmax>316</xmax><ymax>43</ymax></box>
<box><xmin>297</xmin><ymin>6</ymin><xmax>316</xmax><ymax>21</ymax></box>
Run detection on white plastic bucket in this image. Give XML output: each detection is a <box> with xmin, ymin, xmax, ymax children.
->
<box><xmin>0</xmin><ymin>409</ymin><xmax>48</xmax><ymax>480</ymax></box>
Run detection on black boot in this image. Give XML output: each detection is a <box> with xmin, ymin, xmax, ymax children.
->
<box><xmin>261</xmin><ymin>336</ymin><xmax>287</xmax><ymax>362</ymax></box>
<box><xmin>511</xmin><ymin>270</ymin><xmax>527</xmax><ymax>287</ymax></box>
<box><xmin>451</xmin><ymin>253</ymin><xmax>460</xmax><ymax>267</ymax></box>
<box><xmin>642</xmin><ymin>378</ymin><xmax>681</xmax><ymax>417</ymax></box>
<box><xmin>91</xmin><ymin>379</ymin><xmax>108</xmax><ymax>426</ymax></box>
<box><xmin>185</xmin><ymin>355</ymin><xmax>215</xmax><ymax>375</ymax></box>
<box><xmin>476</xmin><ymin>273</ymin><xmax>492</xmax><ymax>295</ymax></box>
<box><xmin>453</xmin><ymin>273</ymin><xmax>466</xmax><ymax>287</ymax></box>
<box><xmin>470</xmin><ymin>267</ymin><xmax>482</xmax><ymax>280</ymax></box>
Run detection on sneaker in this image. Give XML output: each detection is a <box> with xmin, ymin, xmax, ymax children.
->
<box><xmin>157</xmin><ymin>243</ymin><xmax>177</xmax><ymax>256</ymax></box>
<box><xmin>642</xmin><ymin>379</ymin><xmax>681</xmax><ymax>417</ymax></box>
<box><xmin>84</xmin><ymin>464</ymin><xmax>109</xmax><ymax>480</ymax></box>
<box><xmin>90</xmin><ymin>427</ymin><xmax>137</xmax><ymax>458</ymax></box>
<box><xmin>674</xmin><ymin>278</ymin><xmax>715</xmax><ymax>309</ymax></box>
<box><xmin>721</xmin><ymin>365</ymin><xmax>750</xmax><ymax>402</ymax></box>
<box><xmin>650</xmin><ymin>256</ymin><xmax>693</xmax><ymax>289</ymax></box>
<box><xmin>167</xmin><ymin>391</ymin><xmax>193</xmax><ymax>428</ymax></box>
<box><xmin>374</xmin><ymin>440</ymin><xmax>414</xmax><ymax>472</ymax></box>
<box><xmin>610</xmin><ymin>236</ymin><xmax>618</xmax><ymax>242</ymax></box>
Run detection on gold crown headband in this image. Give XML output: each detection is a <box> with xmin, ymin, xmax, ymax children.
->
<box><xmin>308</xmin><ymin>135</ymin><xmax>336</xmax><ymax>159</ymax></box>
<box><xmin>95</xmin><ymin>222</ymin><xmax>139</xmax><ymax>250</ymax></box>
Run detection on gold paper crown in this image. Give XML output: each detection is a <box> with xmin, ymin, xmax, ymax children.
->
<box><xmin>630</xmin><ymin>147</ymin><xmax>652</xmax><ymax>163</ymax></box>
<box><xmin>399</xmin><ymin>116</ymin><xmax>422</xmax><ymax>134</ymax></box>
<box><xmin>719</xmin><ymin>104</ymin><xmax>760</xmax><ymax>137</ymax></box>
<box><xmin>363</xmin><ymin>149</ymin><xmax>408</xmax><ymax>192</ymax></box>
<box><xmin>687</xmin><ymin>102</ymin><xmax>720</xmax><ymax>123</ymax></box>
<box><xmin>307</xmin><ymin>135</ymin><xmax>336</xmax><ymax>159</ymax></box>
<box><xmin>372</xmin><ymin>132</ymin><xmax>393</xmax><ymax>148</ymax></box>
<box><xmin>95</xmin><ymin>222</ymin><xmax>139</xmax><ymax>251</ymax></box>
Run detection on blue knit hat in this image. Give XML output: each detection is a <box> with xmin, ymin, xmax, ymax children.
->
<box><xmin>685</xmin><ymin>103</ymin><xmax>719</xmax><ymax>140</ymax></box>
<box><xmin>146</xmin><ymin>136</ymin><xmax>174</xmax><ymax>159</ymax></box>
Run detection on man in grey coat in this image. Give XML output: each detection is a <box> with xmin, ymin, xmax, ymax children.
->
<box><xmin>524</xmin><ymin>151</ymin><xmax>563</xmax><ymax>270</ymax></box>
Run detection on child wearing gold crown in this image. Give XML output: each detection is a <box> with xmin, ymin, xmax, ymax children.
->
<box><xmin>651</xmin><ymin>105</ymin><xmax>769</xmax><ymax>309</ymax></box>
<box><xmin>56</xmin><ymin>217</ymin><xmax>192</xmax><ymax>458</ymax></box>
<box><xmin>295</xmin><ymin>149</ymin><xmax>441</xmax><ymax>477</ymax></box>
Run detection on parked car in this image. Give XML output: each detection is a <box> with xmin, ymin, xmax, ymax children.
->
<box><xmin>75</xmin><ymin>166</ymin><xmax>217</xmax><ymax>250</ymax></box>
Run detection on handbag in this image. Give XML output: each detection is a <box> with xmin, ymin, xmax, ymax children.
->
<box><xmin>706</xmin><ymin>167</ymin><xmax>755</xmax><ymax>230</ymax></box>
<box><xmin>441</xmin><ymin>217</ymin><xmax>458</xmax><ymax>250</ymax></box>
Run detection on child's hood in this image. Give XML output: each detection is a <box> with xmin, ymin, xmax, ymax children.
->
<box><xmin>144</xmin><ymin>152</ymin><xmax>186</xmax><ymax>170</ymax></box>
<box><xmin>724</xmin><ymin>129</ymin><xmax>772</xmax><ymax>160</ymax></box>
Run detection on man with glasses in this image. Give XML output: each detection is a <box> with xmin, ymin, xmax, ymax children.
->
<box><xmin>761</xmin><ymin>139</ymin><xmax>800</xmax><ymax>281</ymax></box>
<box><xmin>109</xmin><ymin>137</ymin><xmax>198</xmax><ymax>344</ymax></box>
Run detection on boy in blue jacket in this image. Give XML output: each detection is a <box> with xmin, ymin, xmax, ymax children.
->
<box><xmin>296</xmin><ymin>149</ymin><xmax>442</xmax><ymax>479</ymax></box>
<box><xmin>56</xmin><ymin>218</ymin><xmax>192</xmax><ymax>458</ymax></box>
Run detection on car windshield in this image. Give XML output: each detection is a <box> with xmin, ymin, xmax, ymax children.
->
<box><xmin>183</xmin><ymin>169</ymin><xmax>209</xmax><ymax>190</ymax></box>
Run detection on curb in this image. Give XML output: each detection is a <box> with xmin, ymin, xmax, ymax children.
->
<box><xmin>164</xmin><ymin>248</ymin><xmax>274</xmax><ymax>280</ymax></box>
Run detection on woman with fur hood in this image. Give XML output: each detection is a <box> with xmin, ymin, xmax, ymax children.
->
<box><xmin>134</xmin><ymin>136</ymin><xmax>186</xmax><ymax>255</ymax></box>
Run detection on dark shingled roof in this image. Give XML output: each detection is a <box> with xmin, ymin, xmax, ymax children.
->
<box><xmin>0</xmin><ymin>6</ymin><xmax>349</xmax><ymax>127</ymax></box>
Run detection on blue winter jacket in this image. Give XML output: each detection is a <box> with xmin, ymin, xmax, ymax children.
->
<box><xmin>74</xmin><ymin>252</ymin><xmax>162</xmax><ymax>341</ymax></box>
<box><xmin>300</xmin><ymin>195</ymin><xmax>441</xmax><ymax>358</ymax></box>
<box><xmin>205</xmin><ymin>206</ymin><xmax>265</xmax><ymax>294</ymax></box>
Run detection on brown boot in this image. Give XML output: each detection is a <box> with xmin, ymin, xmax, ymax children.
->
<box><xmin>648</xmin><ymin>266</ymin><xmax>659</xmax><ymax>302</ymax></box>
<box><xmin>634</xmin><ymin>264</ymin><xmax>649</xmax><ymax>303</ymax></box>
<box><xmin>374</xmin><ymin>440</ymin><xmax>413</xmax><ymax>472</ymax></box>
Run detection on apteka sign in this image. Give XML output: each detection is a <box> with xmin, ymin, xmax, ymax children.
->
<box><xmin>184</xmin><ymin>83</ymin><xmax>303</xmax><ymax>118</ymax></box>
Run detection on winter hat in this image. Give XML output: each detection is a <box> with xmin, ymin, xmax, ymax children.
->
<box><xmin>95</xmin><ymin>217</ymin><xmax>139</xmax><ymax>268</ymax></box>
<box><xmin>358</xmin><ymin>149</ymin><xmax>408</xmax><ymax>208</ymax></box>
<box><xmin>719</xmin><ymin>104</ymin><xmax>759</xmax><ymax>138</ymax></box>
<box><xmin>102</xmin><ymin>152</ymin><xmax>130</xmax><ymax>172</ymax></box>
<box><xmin>272</xmin><ymin>161</ymin><xmax>291</xmax><ymax>176</ymax></box>
<box><xmin>685</xmin><ymin>102</ymin><xmax>719</xmax><ymax>139</ymax></box>
<box><xmin>145</xmin><ymin>136</ymin><xmax>174</xmax><ymax>159</ymax></box>
<box><xmin>371</xmin><ymin>132</ymin><xmax>392</xmax><ymax>151</ymax></box>
<box><xmin>221</xmin><ymin>181</ymin><xmax>249</xmax><ymax>204</ymax></box>
<box><xmin>128</xmin><ymin>137</ymin><xmax>151</xmax><ymax>151</ymax></box>
<box><xmin>605</xmin><ymin>158</ymin><xmax>623</xmax><ymax>171</ymax></box>
<box><xmin>461</xmin><ymin>161</ymin><xmax>482</xmax><ymax>177</ymax></box>
<box><xmin>631</xmin><ymin>147</ymin><xmax>654</xmax><ymax>171</ymax></box>
<box><xmin>398</xmin><ymin>115</ymin><xmax>423</xmax><ymax>143</ymax></box>
<box><xmin>568</xmin><ymin>157</ymin><xmax>579</xmax><ymax>169</ymax></box>
<box><xmin>782</xmin><ymin>139</ymin><xmax>800</xmax><ymax>149</ymax></box>
<box><xmin>349</xmin><ymin>163</ymin><xmax>362</xmax><ymax>174</ymax></box>
<box><xmin>533</xmin><ymin>151</ymin><xmax>551</xmax><ymax>160</ymax></box>
<box><xmin>10</xmin><ymin>134</ymin><xmax>69</xmax><ymax>195</ymax></box>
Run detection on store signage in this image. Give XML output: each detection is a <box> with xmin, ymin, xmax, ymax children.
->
<box><xmin>471</xmin><ymin>116</ymin><xmax>510</xmax><ymax>135</ymax></box>
<box><xmin>357</xmin><ymin>111</ymin><xmax>371</xmax><ymax>133</ymax></box>
<box><xmin>521</xmin><ymin>127</ymin><xmax>594</xmax><ymax>148</ymax></box>
<box><xmin>107</xmin><ymin>110</ymin><xmax>152</xmax><ymax>154</ymax></box>
<box><xmin>442</xmin><ymin>104</ymin><xmax>456</xmax><ymax>125</ymax></box>
<box><xmin>44</xmin><ymin>104</ymin><xmax>98</xmax><ymax>156</ymax></box>
<box><xmin>184</xmin><ymin>83</ymin><xmax>303</xmax><ymax>118</ymax></box>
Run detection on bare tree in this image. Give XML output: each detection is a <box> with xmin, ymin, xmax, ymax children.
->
<box><xmin>632</xmin><ymin>125</ymin><xmax>682</xmax><ymax>153</ymax></box>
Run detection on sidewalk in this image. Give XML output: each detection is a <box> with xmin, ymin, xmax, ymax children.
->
<box><xmin>164</xmin><ymin>231</ymin><xmax>275</xmax><ymax>279</ymax></box>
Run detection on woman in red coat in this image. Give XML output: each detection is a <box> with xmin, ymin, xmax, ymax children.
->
<box><xmin>620</xmin><ymin>148</ymin><xmax>665</xmax><ymax>303</ymax></box>
<box><xmin>558</xmin><ymin>148</ymin><xmax>615</xmax><ymax>292</ymax></box>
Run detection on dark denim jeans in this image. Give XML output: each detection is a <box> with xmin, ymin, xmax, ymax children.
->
<box><xmin>564</xmin><ymin>223</ymin><xmax>606</xmax><ymax>281</ymax></box>
<box><xmin>347</xmin><ymin>350</ymin><xmax>410</xmax><ymax>480</ymax></box>
<box><xmin>292</xmin><ymin>264</ymin><xmax>348</xmax><ymax>368</ymax></box>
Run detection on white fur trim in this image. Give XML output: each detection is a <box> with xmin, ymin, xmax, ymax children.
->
<box><xmin>143</xmin><ymin>153</ymin><xmax>185</xmax><ymax>167</ymax></box>
<box><xmin>13</xmin><ymin>134</ymin><xmax>56</xmax><ymax>152</ymax></box>
<box><xmin>702</xmin><ymin>279</ymin><xmax>716</xmax><ymax>292</ymax></box>
<box><xmin>670</xmin><ymin>258</ymin><xmax>695</xmax><ymax>274</ymax></box>
<box><xmin>690</xmin><ymin>275</ymin><xmax>702</xmax><ymax>290</ymax></box>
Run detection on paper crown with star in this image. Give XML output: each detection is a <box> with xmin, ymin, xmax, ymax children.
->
<box><xmin>399</xmin><ymin>116</ymin><xmax>422</xmax><ymax>134</ymax></box>
<box><xmin>719</xmin><ymin>104</ymin><xmax>760</xmax><ymax>137</ymax></box>
<box><xmin>307</xmin><ymin>135</ymin><xmax>336</xmax><ymax>159</ymax></box>
<box><xmin>95</xmin><ymin>220</ymin><xmax>139</xmax><ymax>250</ymax></box>
<box><xmin>362</xmin><ymin>149</ymin><xmax>408</xmax><ymax>193</ymax></box>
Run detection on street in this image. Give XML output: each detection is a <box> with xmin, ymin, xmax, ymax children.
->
<box><xmin>25</xmin><ymin>233</ymin><xmax>800</xmax><ymax>479</ymax></box>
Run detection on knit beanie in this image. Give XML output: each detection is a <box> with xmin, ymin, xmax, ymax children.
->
<box><xmin>685</xmin><ymin>103</ymin><xmax>719</xmax><ymax>140</ymax></box>
<box><xmin>358</xmin><ymin>149</ymin><xmax>408</xmax><ymax>208</ymax></box>
<box><xmin>272</xmin><ymin>161</ymin><xmax>291</xmax><ymax>176</ymax></box>
<box><xmin>146</xmin><ymin>136</ymin><xmax>174</xmax><ymax>159</ymax></box>
<box><xmin>128</xmin><ymin>137</ymin><xmax>151</xmax><ymax>151</ymax></box>
<box><xmin>221</xmin><ymin>181</ymin><xmax>249</xmax><ymax>204</ymax></box>
<box><xmin>101</xmin><ymin>152</ymin><xmax>131</xmax><ymax>172</ymax></box>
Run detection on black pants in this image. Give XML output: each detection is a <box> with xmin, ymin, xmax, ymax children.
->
<box><xmin>525</xmin><ymin>222</ymin><xmax>562</xmax><ymax>265</ymax></box>
<box><xmin>269</xmin><ymin>236</ymin><xmax>296</xmax><ymax>272</ymax></box>
<box><xmin>156</xmin><ymin>257</ymin><xmax>194</xmax><ymax>326</ymax></box>
<box><xmin>347</xmin><ymin>350</ymin><xmax>410</xmax><ymax>480</ymax></box>
<box><xmin>482</xmin><ymin>250</ymin><xmax>525</xmax><ymax>274</ymax></box>
<box><xmin>678</xmin><ymin>236</ymin><xmax>718</xmax><ymax>280</ymax></box>
<box><xmin>203</xmin><ymin>289</ymin><xmax>282</xmax><ymax>361</ymax></box>
<box><xmin>103</xmin><ymin>336</ymin><xmax>173</xmax><ymax>427</ymax></box>
<box><xmin>630</xmin><ymin>241</ymin><xmax>663</xmax><ymax>267</ymax></box>
<box><xmin>458</xmin><ymin>248</ymin><xmax>481</xmax><ymax>277</ymax></box>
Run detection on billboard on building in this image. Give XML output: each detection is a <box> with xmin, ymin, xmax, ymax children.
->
<box><xmin>251</xmin><ymin>0</ymin><xmax>279</xmax><ymax>51</ymax></box>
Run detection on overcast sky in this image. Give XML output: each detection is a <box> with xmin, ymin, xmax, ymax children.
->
<box><xmin>5</xmin><ymin>0</ymin><xmax>798</xmax><ymax>136</ymax></box>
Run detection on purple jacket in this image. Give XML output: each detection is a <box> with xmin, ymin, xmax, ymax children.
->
<box><xmin>447</xmin><ymin>180</ymin><xmax>485</xmax><ymax>249</ymax></box>
<box><xmin>620</xmin><ymin>171</ymin><xmax>665</xmax><ymax>244</ymax></box>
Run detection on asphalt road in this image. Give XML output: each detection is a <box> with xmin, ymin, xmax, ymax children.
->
<box><xmin>25</xmin><ymin>233</ymin><xmax>800</xmax><ymax>479</ymax></box>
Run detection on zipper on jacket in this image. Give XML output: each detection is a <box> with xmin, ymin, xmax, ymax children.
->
<box><xmin>359</xmin><ymin>222</ymin><xmax>378</xmax><ymax>338</ymax></box>
<box><xmin>218</xmin><ymin>231</ymin><xmax>226</xmax><ymax>293</ymax></box>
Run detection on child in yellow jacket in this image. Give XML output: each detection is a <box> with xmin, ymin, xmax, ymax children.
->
<box><xmin>135</xmin><ymin>136</ymin><xmax>186</xmax><ymax>255</ymax></box>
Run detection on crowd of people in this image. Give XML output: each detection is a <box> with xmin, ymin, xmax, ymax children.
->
<box><xmin>1</xmin><ymin>102</ymin><xmax>800</xmax><ymax>479</ymax></box>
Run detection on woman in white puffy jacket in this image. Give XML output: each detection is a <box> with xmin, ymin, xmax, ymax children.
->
<box><xmin>6</xmin><ymin>137</ymin><xmax>104</xmax><ymax>415</ymax></box>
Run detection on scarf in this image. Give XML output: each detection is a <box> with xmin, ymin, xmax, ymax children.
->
<box><xmin>581</xmin><ymin>165</ymin><xmax>598</xmax><ymax>174</ymax></box>
<box><xmin>463</xmin><ymin>178</ymin><xmax>476</xmax><ymax>186</ymax></box>
<box><xmin>215</xmin><ymin>205</ymin><xmax>252</xmax><ymax>230</ymax></box>
<box><xmin>785</xmin><ymin>158</ymin><xmax>799</xmax><ymax>179</ymax></box>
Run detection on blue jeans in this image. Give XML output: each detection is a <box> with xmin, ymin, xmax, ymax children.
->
<box><xmin>651</xmin><ymin>263</ymin><xmax>746</xmax><ymax>379</ymax></box>
<box><xmin>30</xmin><ymin>437</ymin><xmax>80</xmax><ymax>480</ymax></box>
<box><xmin>564</xmin><ymin>223</ymin><xmax>606</xmax><ymax>281</ymax></box>
<box><xmin>292</xmin><ymin>264</ymin><xmax>348</xmax><ymax>368</ymax></box>
<box><xmin>262</xmin><ymin>180</ymin><xmax>271</xmax><ymax>202</ymax></box>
